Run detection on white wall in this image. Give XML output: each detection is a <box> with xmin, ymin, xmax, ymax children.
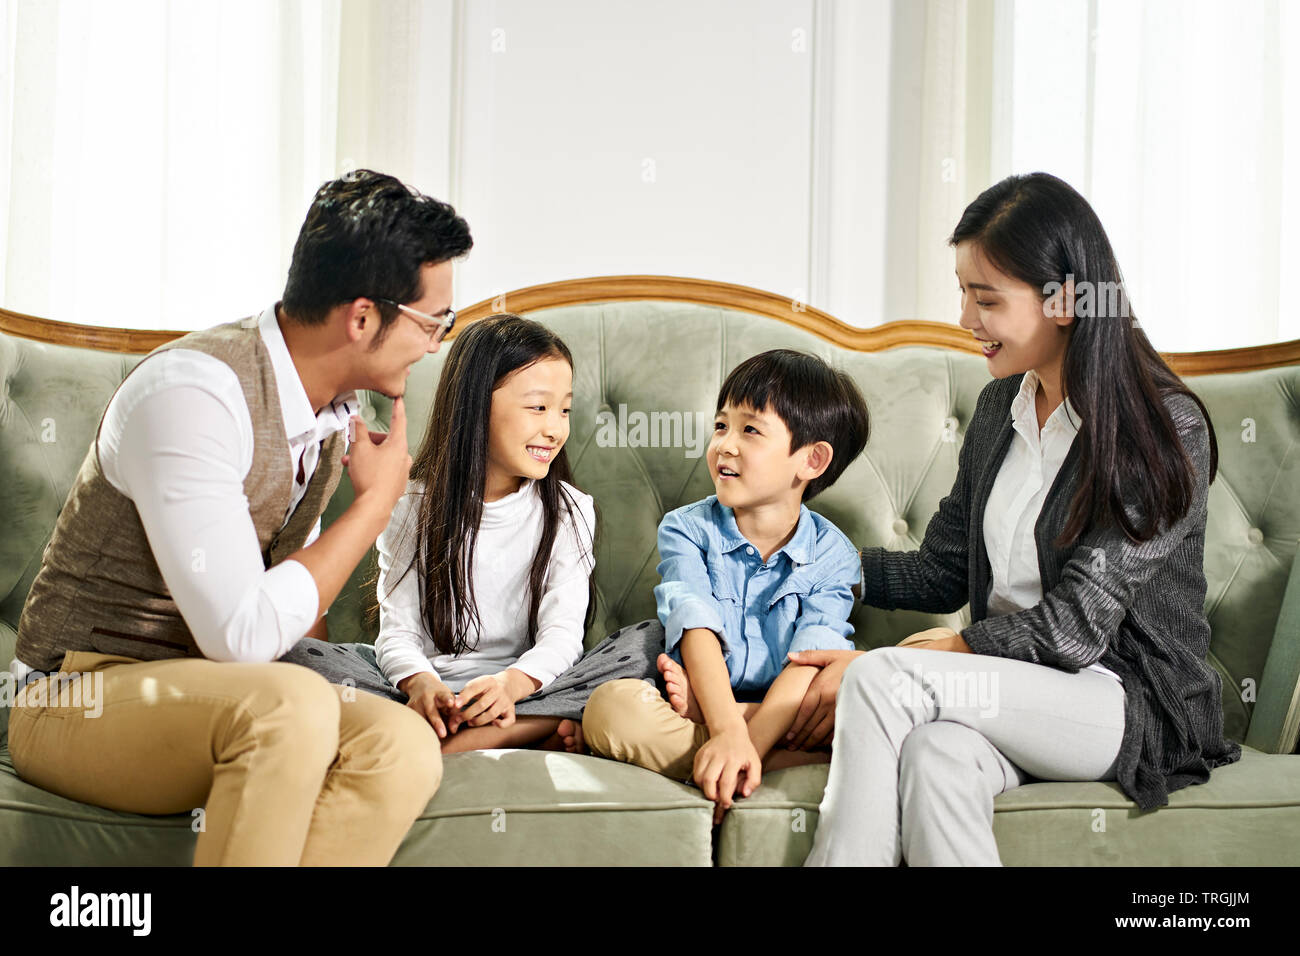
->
<box><xmin>450</xmin><ymin>0</ymin><xmax>816</xmax><ymax>314</ymax></box>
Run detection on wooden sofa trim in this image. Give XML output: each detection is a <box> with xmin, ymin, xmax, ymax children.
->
<box><xmin>4</xmin><ymin>275</ymin><xmax>1299</xmax><ymax>375</ymax></box>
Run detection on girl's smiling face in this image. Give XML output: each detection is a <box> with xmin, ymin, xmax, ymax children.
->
<box><xmin>484</xmin><ymin>356</ymin><xmax>573</xmax><ymax>501</ymax></box>
<box><xmin>955</xmin><ymin>239</ymin><xmax>1073</xmax><ymax>378</ymax></box>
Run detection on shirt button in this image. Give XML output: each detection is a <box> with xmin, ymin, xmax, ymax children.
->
<box><xmin>746</xmin><ymin>546</ymin><xmax>755</xmax><ymax>555</ymax></box>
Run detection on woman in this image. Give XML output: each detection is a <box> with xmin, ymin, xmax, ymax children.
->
<box><xmin>787</xmin><ymin>172</ymin><xmax>1241</xmax><ymax>866</ymax></box>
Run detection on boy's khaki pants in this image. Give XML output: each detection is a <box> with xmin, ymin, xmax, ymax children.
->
<box><xmin>7</xmin><ymin>650</ymin><xmax>442</xmax><ymax>866</ymax></box>
<box><xmin>582</xmin><ymin>677</ymin><xmax>711</xmax><ymax>780</ymax></box>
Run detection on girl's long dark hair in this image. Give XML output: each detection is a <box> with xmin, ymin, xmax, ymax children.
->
<box><xmin>951</xmin><ymin>172</ymin><xmax>1218</xmax><ymax>547</ymax></box>
<box><xmin>383</xmin><ymin>313</ymin><xmax>595</xmax><ymax>656</ymax></box>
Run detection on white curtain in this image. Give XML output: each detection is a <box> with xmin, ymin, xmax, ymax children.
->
<box><xmin>995</xmin><ymin>0</ymin><xmax>1299</xmax><ymax>350</ymax></box>
<box><xmin>0</xmin><ymin>0</ymin><xmax>344</xmax><ymax>330</ymax></box>
<box><xmin>1</xmin><ymin>0</ymin><xmax>1296</xmax><ymax>349</ymax></box>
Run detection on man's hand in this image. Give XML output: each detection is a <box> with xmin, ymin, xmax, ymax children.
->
<box><xmin>342</xmin><ymin>396</ymin><xmax>412</xmax><ymax>511</ymax></box>
<box><xmin>693</xmin><ymin>723</ymin><xmax>763</xmax><ymax>825</ymax></box>
<box><xmin>783</xmin><ymin>649</ymin><xmax>865</xmax><ymax>750</ymax></box>
<box><xmin>398</xmin><ymin>672</ymin><xmax>458</xmax><ymax>738</ymax></box>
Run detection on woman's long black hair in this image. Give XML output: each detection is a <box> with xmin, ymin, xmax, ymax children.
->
<box><xmin>382</xmin><ymin>313</ymin><xmax>595</xmax><ymax>656</ymax></box>
<box><xmin>951</xmin><ymin>172</ymin><xmax>1218</xmax><ymax>547</ymax></box>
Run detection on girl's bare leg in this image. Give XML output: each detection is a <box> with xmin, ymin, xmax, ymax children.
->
<box><xmin>440</xmin><ymin>716</ymin><xmax>561</xmax><ymax>754</ymax></box>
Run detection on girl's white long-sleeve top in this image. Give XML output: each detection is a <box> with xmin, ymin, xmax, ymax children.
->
<box><xmin>374</xmin><ymin>477</ymin><xmax>596</xmax><ymax>693</ymax></box>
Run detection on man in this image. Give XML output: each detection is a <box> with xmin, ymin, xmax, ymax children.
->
<box><xmin>8</xmin><ymin>169</ymin><xmax>471</xmax><ymax>866</ymax></box>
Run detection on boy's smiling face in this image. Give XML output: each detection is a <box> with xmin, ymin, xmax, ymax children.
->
<box><xmin>708</xmin><ymin>401</ymin><xmax>817</xmax><ymax>511</ymax></box>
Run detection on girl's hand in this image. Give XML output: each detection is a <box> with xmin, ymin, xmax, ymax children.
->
<box><xmin>398</xmin><ymin>672</ymin><xmax>458</xmax><ymax>738</ymax></box>
<box><xmin>693</xmin><ymin>724</ymin><xmax>763</xmax><ymax>824</ymax></box>
<box><xmin>783</xmin><ymin>649</ymin><xmax>866</xmax><ymax>750</ymax></box>
<box><xmin>454</xmin><ymin>673</ymin><xmax>517</xmax><ymax>730</ymax></box>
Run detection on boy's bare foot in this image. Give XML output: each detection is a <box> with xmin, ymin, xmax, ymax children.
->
<box><xmin>556</xmin><ymin>718</ymin><xmax>586</xmax><ymax>754</ymax></box>
<box><xmin>658</xmin><ymin>653</ymin><xmax>703</xmax><ymax>722</ymax></box>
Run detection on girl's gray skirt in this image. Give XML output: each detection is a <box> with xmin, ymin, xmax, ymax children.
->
<box><xmin>277</xmin><ymin>619</ymin><xmax>665</xmax><ymax>722</ymax></box>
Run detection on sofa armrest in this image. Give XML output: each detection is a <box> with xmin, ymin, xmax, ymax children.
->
<box><xmin>1245</xmin><ymin>541</ymin><xmax>1300</xmax><ymax>755</ymax></box>
<box><xmin>0</xmin><ymin>618</ymin><xmax>17</xmax><ymax>749</ymax></box>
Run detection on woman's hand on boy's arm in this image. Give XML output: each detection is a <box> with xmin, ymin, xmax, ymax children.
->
<box><xmin>784</xmin><ymin>649</ymin><xmax>865</xmax><ymax>750</ymax></box>
<box><xmin>784</xmin><ymin>630</ymin><xmax>971</xmax><ymax>749</ymax></box>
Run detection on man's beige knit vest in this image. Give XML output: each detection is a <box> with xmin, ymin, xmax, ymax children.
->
<box><xmin>15</xmin><ymin>314</ymin><xmax>345</xmax><ymax>671</ymax></box>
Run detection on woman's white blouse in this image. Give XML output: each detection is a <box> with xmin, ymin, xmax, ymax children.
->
<box><xmin>983</xmin><ymin>370</ymin><xmax>1121</xmax><ymax>683</ymax></box>
<box><xmin>374</xmin><ymin>478</ymin><xmax>596</xmax><ymax>693</ymax></box>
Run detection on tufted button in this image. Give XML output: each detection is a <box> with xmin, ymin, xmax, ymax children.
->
<box><xmin>1247</xmin><ymin>527</ymin><xmax>1264</xmax><ymax>545</ymax></box>
<box><xmin>892</xmin><ymin>518</ymin><xmax>909</xmax><ymax>536</ymax></box>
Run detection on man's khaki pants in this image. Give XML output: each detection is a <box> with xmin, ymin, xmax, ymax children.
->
<box><xmin>7</xmin><ymin>650</ymin><xmax>442</xmax><ymax>866</ymax></box>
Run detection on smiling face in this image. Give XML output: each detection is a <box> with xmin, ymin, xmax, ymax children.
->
<box><xmin>955</xmin><ymin>240</ymin><xmax>1073</xmax><ymax>379</ymax></box>
<box><xmin>484</xmin><ymin>355</ymin><xmax>573</xmax><ymax>502</ymax></box>
<box><xmin>708</xmin><ymin>402</ymin><xmax>815</xmax><ymax>511</ymax></box>
<box><xmin>359</xmin><ymin>260</ymin><xmax>454</xmax><ymax>400</ymax></box>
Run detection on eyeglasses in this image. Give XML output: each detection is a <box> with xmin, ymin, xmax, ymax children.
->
<box><xmin>374</xmin><ymin>298</ymin><xmax>456</xmax><ymax>344</ymax></box>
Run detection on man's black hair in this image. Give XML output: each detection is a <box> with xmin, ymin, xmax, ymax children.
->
<box><xmin>716</xmin><ymin>349</ymin><xmax>870</xmax><ymax>501</ymax></box>
<box><xmin>281</xmin><ymin>169</ymin><xmax>473</xmax><ymax>344</ymax></box>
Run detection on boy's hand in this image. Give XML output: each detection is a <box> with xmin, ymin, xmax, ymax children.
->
<box><xmin>455</xmin><ymin>672</ymin><xmax>518</xmax><ymax>730</ymax></box>
<box><xmin>398</xmin><ymin>672</ymin><xmax>458</xmax><ymax>738</ymax></box>
<box><xmin>784</xmin><ymin>649</ymin><xmax>865</xmax><ymax>750</ymax></box>
<box><xmin>694</xmin><ymin>724</ymin><xmax>763</xmax><ymax>824</ymax></box>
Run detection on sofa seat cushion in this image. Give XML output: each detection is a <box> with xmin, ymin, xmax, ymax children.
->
<box><xmin>394</xmin><ymin>750</ymin><xmax>715</xmax><ymax>865</ymax></box>
<box><xmin>717</xmin><ymin>746</ymin><xmax>1300</xmax><ymax>866</ymax></box>
<box><xmin>0</xmin><ymin>746</ymin><xmax>716</xmax><ymax>866</ymax></box>
<box><xmin>0</xmin><ymin>745</ymin><xmax>197</xmax><ymax>865</ymax></box>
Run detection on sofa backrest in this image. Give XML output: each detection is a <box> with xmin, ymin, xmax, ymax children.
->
<box><xmin>1</xmin><ymin>289</ymin><xmax>1297</xmax><ymax>752</ymax></box>
<box><xmin>325</xmin><ymin>300</ymin><xmax>1300</xmax><ymax>750</ymax></box>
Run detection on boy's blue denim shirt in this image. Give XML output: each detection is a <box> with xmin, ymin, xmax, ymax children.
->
<box><xmin>655</xmin><ymin>495</ymin><xmax>859</xmax><ymax>698</ymax></box>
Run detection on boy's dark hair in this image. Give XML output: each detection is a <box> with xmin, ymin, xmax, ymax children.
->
<box><xmin>281</xmin><ymin>169</ymin><xmax>472</xmax><ymax>345</ymax></box>
<box><xmin>716</xmin><ymin>349</ymin><xmax>870</xmax><ymax>501</ymax></box>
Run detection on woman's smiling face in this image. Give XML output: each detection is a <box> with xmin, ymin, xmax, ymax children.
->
<box><xmin>955</xmin><ymin>240</ymin><xmax>1073</xmax><ymax>378</ymax></box>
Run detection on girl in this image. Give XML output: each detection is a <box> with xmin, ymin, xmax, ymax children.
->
<box><xmin>282</xmin><ymin>313</ymin><xmax>661</xmax><ymax>753</ymax></box>
<box><xmin>787</xmin><ymin>172</ymin><xmax>1241</xmax><ymax>865</ymax></box>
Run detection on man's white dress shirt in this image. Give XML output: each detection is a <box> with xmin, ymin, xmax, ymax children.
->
<box><xmin>10</xmin><ymin>304</ymin><xmax>355</xmax><ymax>682</ymax></box>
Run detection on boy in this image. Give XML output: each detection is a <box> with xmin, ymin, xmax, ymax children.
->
<box><xmin>583</xmin><ymin>349</ymin><xmax>870</xmax><ymax>822</ymax></box>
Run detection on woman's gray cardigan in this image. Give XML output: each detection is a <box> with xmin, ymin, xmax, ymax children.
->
<box><xmin>860</xmin><ymin>373</ymin><xmax>1241</xmax><ymax>811</ymax></box>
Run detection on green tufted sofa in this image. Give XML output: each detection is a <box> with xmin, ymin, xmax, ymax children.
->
<box><xmin>1</xmin><ymin>276</ymin><xmax>1298</xmax><ymax>866</ymax></box>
